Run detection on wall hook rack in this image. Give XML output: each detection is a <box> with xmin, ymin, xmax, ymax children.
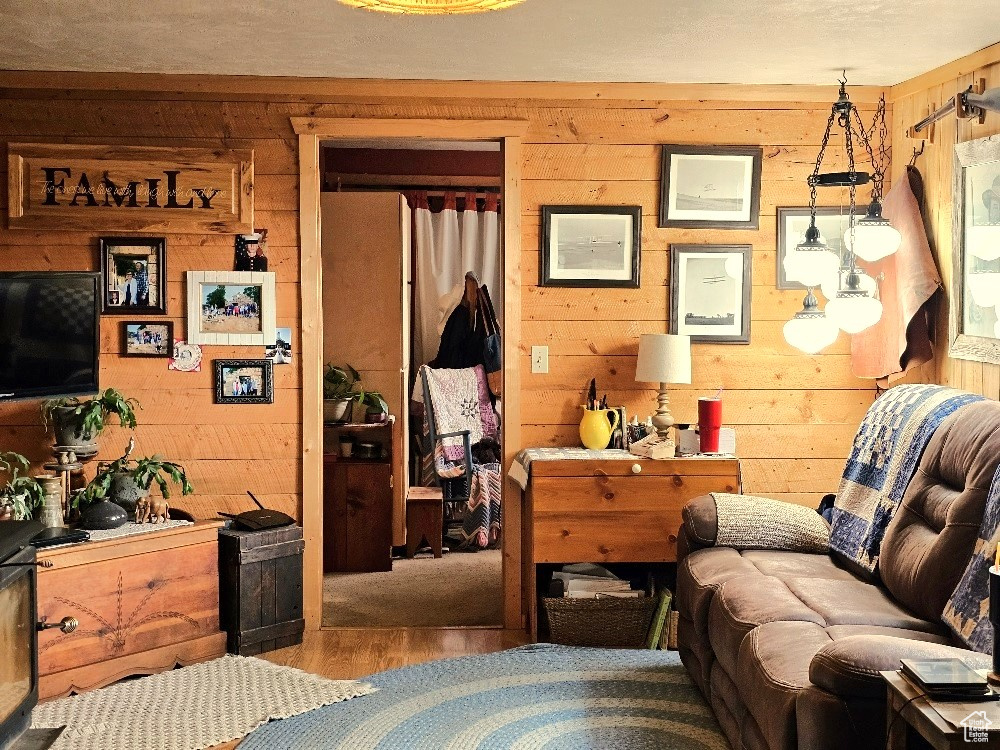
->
<box><xmin>909</xmin><ymin>79</ymin><xmax>999</xmax><ymax>135</ymax></box>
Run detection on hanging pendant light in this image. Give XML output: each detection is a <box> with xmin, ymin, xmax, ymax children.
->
<box><xmin>820</xmin><ymin>267</ymin><xmax>878</xmax><ymax>301</ymax></box>
<box><xmin>826</xmin><ymin>270</ymin><xmax>884</xmax><ymax>333</ymax></box>
<box><xmin>784</xmin><ymin>222</ymin><xmax>841</xmax><ymax>288</ymax></box>
<box><xmin>844</xmin><ymin>199</ymin><xmax>902</xmax><ymax>261</ymax></box>
<box><xmin>784</xmin><ymin>288</ymin><xmax>840</xmax><ymax>354</ymax></box>
<box><xmin>968</xmin><ymin>270</ymin><xmax>1000</xmax><ymax>309</ymax></box>
<box><xmin>338</xmin><ymin>0</ymin><xmax>525</xmax><ymax>13</ymax></box>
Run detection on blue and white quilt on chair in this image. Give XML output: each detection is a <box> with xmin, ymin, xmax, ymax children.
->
<box><xmin>830</xmin><ymin>384</ymin><xmax>983</xmax><ymax>576</ymax></box>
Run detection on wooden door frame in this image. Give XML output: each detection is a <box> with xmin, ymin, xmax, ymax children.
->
<box><xmin>292</xmin><ymin>117</ymin><xmax>528</xmax><ymax>631</ymax></box>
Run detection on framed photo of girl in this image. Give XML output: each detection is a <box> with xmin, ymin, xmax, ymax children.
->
<box><xmin>99</xmin><ymin>236</ymin><xmax>167</xmax><ymax>315</ymax></box>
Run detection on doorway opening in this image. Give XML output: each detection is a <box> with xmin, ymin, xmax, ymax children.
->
<box><xmin>319</xmin><ymin>138</ymin><xmax>504</xmax><ymax>628</ymax></box>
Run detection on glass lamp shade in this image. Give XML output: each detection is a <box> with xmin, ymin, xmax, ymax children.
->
<box><xmin>967</xmin><ymin>225</ymin><xmax>1000</xmax><ymax>261</ymax></box>
<box><xmin>783</xmin><ymin>311</ymin><xmax>840</xmax><ymax>354</ymax></box>
<box><xmin>843</xmin><ymin>202</ymin><xmax>902</xmax><ymax>262</ymax></box>
<box><xmin>820</xmin><ymin>268</ymin><xmax>878</xmax><ymax>303</ymax></box>
<box><xmin>826</xmin><ymin>291</ymin><xmax>883</xmax><ymax>334</ymax></box>
<box><xmin>968</xmin><ymin>271</ymin><xmax>1000</xmax><ymax>309</ymax></box>
<box><xmin>784</xmin><ymin>243</ymin><xmax>841</xmax><ymax>288</ymax></box>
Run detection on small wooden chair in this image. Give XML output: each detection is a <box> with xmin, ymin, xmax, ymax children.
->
<box><xmin>406</xmin><ymin>486</ymin><xmax>444</xmax><ymax>559</ymax></box>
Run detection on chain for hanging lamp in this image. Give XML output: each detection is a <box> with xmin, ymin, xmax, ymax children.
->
<box><xmin>338</xmin><ymin>0</ymin><xmax>526</xmax><ymax>13</ymax></box>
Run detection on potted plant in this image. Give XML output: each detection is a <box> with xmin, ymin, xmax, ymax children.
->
<box><xmin>0</xmin><ymin>452</ymin><xmax>44</xmax><ymax>521</ymax></box>
<box><xmin>41</xmin><ymin>388</ymin><xmax>140</xmax><ymax>451</ymax></box>
<box><xmin>323</xmin><ymin>364</ymin><xmax>360</xmax><ymax>423</ymax></box>
<box><xmin>355</xmin><ymin>389</ymin><xmax>389</xmax><ymax>424</ymax></box>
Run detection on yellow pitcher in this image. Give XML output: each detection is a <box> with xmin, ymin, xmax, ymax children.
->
<box><xmin>579</xmin><ymin>407</ymin><xmax>620</xmax><ymax>450</ymax></box>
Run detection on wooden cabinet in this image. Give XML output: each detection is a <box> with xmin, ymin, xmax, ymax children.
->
<box><xmin>323</xmin><ymin>456</ymin><xmax>393</xmax><ymax>573</ymax></box>
<box><xmin>36</xmin><ymin>521</ymin><xmax>226</xmax><ymax>699</ymax></box>
<box><xmin>522</xmin><ymin>457</ymin><xmax>740</xmax><ymax>638</ymax></box>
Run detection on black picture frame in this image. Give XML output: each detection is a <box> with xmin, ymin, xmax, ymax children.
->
<box><xmin>775</xmin><ymin>207</ymin><xmax>858</xmax><ymax>289</ymax></box>
<box><xmin>540</xmin><ymin>205</ymin><xmax>641</xmax><ymax>288</ymax></box>
<box><xmin>659</xmin><ymin>146</ymin><xmax>763</xmax><ymax>229</ymax></box>
<box><xmin>99</xmin><ymin>236</ymin><xmax>167</xmax><ymax>315</ymax></box>
<box><xmin>121</xmin><ymin>321</ymin><xmax>174</xmax><ymax>358</ymax></box>
<box><xmin>213</xmin><ymin>359</ymin><xmax>274</xmax><ymax>404</ymax></box>
<box><xmin>669</xmin><ymin>244</ymin><xmax>752</xmax><ymax>344</ymax></box>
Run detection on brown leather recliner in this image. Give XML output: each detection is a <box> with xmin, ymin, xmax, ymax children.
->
<box><xmin>676</xmin><ymin>398</ymin><xmax>1000</xmax><ymax>750</ymax></box>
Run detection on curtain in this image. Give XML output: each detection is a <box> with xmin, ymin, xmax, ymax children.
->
<box><xmin>410</xmin><ymin>191</ymin><xmax>501</xmax><ymax>369</ymax></box>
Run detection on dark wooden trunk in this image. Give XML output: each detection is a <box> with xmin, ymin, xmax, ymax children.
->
<box><xmin>323</xmin><ymin>457</ymin><xmax>393</xmax><ymax>573</ymax></box>
<box><xmin>218</xmin><ymin>525</ymin><xmax>304</xmax><ymax>656</ymax></box>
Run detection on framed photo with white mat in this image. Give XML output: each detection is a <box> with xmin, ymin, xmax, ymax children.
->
<box><xmin>540</xmin><ymin>206</ymin><xmax>641</xmax><ymax>288</ymax></box>
<box><xmin>659</xmin><ymin>145</ymin><xmax>762</xmax><ymax>230</ymax></box>
<box><xmin>669</xmin><ymin>244</ymin><xmax>752</xmax><ymax>344</ymax></box>
<box><xmin>186</xmin><ymin>270</ymin><xmax>276</xmax><ymax>345</ymax></box>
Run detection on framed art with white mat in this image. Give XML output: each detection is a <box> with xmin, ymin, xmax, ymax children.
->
<box><xmin>659</xmin><ymin>145</ymin><xmax>762</xmax><ymax>230</ymax></box>
<box><xmin>186</xmin><ymin>270</ymin><xmax>276</xmax><ymax>346</ymax></box>
<box><xmin>669</xmin><ymin>244</ymin><xmax>751</xmax><ymax>343</ymax></box>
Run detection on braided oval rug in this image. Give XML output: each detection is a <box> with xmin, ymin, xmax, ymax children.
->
<box><xmin>241</xmin><ymin>644</ymin><xmax>729</xmax><ymax>750</ymax></box>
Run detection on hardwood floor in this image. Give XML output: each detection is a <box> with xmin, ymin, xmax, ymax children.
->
<box><xmin>215</xmin><ymin>627</ymin><xmax>527</xmax><ymax>748</ymax></box>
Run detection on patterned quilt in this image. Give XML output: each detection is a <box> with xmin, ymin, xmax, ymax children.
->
<box><xmin>830</xmin><ymin>384</ymin><xmax>983</xmax><ymax>576</ymax></box>
<box><xmin>944</xmin><ymin>466</ymin><xmax>1000</xmax><ymax>652</ymax></box>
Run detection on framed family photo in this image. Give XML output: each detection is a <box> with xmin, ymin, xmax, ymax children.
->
<box><xmin>776</xmin><ymin>207</ymin><xmax>857</xmax><ymax>289</ymax></box>
<box><xmin>186</xmin><ymin>270</ymin><xmax>277</xmax><ymax>346</ymax></box>
<box><xmin>950</xmin><ymin>134</ymin><xmax>1000</xmax><ymax>365</ymax></box>
<box><xmin>540</xmin><ymin>206</ymin><xmax>641</xmax><ymax>287</ymax></box>
<box><xmin>99</xmin><ymin>237</ymin><xmax>166</xmax><ymax>314</ymax></box>
<box><xmin>659</xmin><ymin>146</ymin><xmax>762</xmax><ymax>230</ymax></box>
<box><xmin>122</xmin><ymin>321</ymin><xmax>173</xmax><ymax>358</ymax></box>
<box><xmin>669</xmin><ymin>245</ymin><xmax>752</xmax><ymax>344</ymax></box>
<box><xmin>213</xmin><ymin>359</ymin><xmax>274</xmax><ymax>404</ymax></box>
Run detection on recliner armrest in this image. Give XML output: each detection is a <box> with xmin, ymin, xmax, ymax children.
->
<box><xmin>681</xmin><ymin>494</ymin><xmax>719</xmax><ymax>548</ymax></box>
<box><xmin>809</xmin><ymin>635</ymin><xmax>991</xmax><ymax>699</ymax></box>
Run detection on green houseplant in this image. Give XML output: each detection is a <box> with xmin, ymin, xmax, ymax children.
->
<box><xmin>323</xmin><ymin>364</ymin><xmax>360</xmax><ymax>423</ymax></box>
<box><xmin>0</xmin><ymin>451</ymin><xmax>44</xmax><ymax>521</ymax></box>
<box><xmin>79</xmin><ymin>453</ymin><xmax>194</xmax><ymax>512</ymax></box>
<box><xmin>354</xmin><ymin>389</ymin><xmax>389</xmax><ymax>423</ymax></box>
<box><xmin>41</xmin><ymin>388</ymin><xmax>140</xmax><ymax>451</ymax></box>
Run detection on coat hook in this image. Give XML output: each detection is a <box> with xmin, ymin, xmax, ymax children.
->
<box><xmin>909</xmin><ymin>142</ymin><xmax>925</xmax><ymax>167</ymax></box>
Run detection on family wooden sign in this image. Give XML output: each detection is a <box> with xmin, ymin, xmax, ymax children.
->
<box><xmin>7</xmin><ymin>143</ymin><xmax>254</xmax><ymax>233</ymax></box>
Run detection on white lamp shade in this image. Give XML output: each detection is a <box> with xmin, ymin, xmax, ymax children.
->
<box><xmin>967</xmin><ymin>225</ymin><xmax>1000</xmax><ymax>261</ymax></box>
<box><xmin>968</xmin><ymin>271</ymin><xmax>1000</xmax><ymax>309</ymax></box>
<box><xmin>635</xmin><ymin>334</ymin><xmax>692</xmax><ymax>384</ymax></box>
<box><xmin>820</xmin><ymin>268</ymin><xmax>878</xmax><ymax>303</ymax></box>
<box><xmin>826</xmin><ymin>292</ymin><xmax>884</xmax><ymax>334</ymax></box>
<box><xmin>784</xmin><ymin>246</ymin><xmax>841</xmax><ymax>288</ymax></box>
<box><xmin>844</xmin><ymin>221</ymin><xmax>902</xmax><ymax>262</ymax></box>
<box><xmin>783</xmin><ymin>314</ymin><xmax>839</xmax><ymax>354</ymax></box>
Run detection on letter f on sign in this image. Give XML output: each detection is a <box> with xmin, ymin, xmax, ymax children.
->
<box><xmin>42</xmin><ymin>167</ymin><xmax>71</xmax><ymax>205</ymax></box>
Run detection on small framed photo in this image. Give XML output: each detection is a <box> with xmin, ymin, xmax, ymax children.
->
<box><xmin>186</xmin><ymin>271</ymin><xmax>276</xmax><ymax>346</ymax></box>
<box><xmin>214</xmin><ymin>359</ymin><xmax>274</xmax><ymax>404</ymax></box>
<box><xmin>659</xmin><ymin>146</ymin><xmax>762</xmax><ymax>229</ymax></box>
<box><xmin>540</xmin><ymin>206</ymin><xmax>641</xmax><ymax>287</ymax></box>
<box><xmin>776</xmin><ymin>207</ymin><xmax>858</xmax><ymax>289</ymax></box>
<box><xmin>669</xmin><ymin>245</ymin><xmax>752</xmax><ymax>344</ymax></box>
<box><xmin>122</xmin><ymin>321</ymin><xmax>173</xmax><ymax>358</ymax></box>
<box><xmin>99</xmin><ymin>237</ymin><xmax>166</xmax><ymax>314</ymax></box>
<box><xmin>265</xmin><ymin>327</ymin><xmax>293</xmax><ymax>365</ymax></box>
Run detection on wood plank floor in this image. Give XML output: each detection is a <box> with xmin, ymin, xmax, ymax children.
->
<box><xmin>218</xmin><ymin>627</ymin><xmax>529</xmax><ymax>748</ymax></box>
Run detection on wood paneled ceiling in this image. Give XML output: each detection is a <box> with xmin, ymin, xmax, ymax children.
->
<box><xmin>1</xmin><ymin>0</ymin><xmax>997</xmax><ymax>85</ymax></box>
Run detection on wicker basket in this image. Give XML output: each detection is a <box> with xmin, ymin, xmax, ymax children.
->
<box><xmin>540</xmin><ymin>595</ymin><xmax>658</xmax><ymax>648</ymax></box>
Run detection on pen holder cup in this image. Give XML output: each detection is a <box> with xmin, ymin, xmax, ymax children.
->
<box><xmin>990</xmin><ymin>566</ymin><xmax>1000</xmax><ymax>686</ymax></box>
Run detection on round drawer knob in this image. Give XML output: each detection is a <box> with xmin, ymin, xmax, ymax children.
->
<box><xmin>631</xmin><ymin>463</ymin><xmax>642</xmax><ymax>474</ymax></box>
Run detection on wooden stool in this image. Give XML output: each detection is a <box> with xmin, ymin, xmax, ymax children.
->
<box><xmin>406</xmin><ymin>487</ymin><xmax>444</xmax><ymax>559</ymax></box>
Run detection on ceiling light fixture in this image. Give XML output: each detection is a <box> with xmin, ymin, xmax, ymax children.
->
<box><xmin>338</xmin><ymin>0</ymin><xmax>525</xmax><ymax>13</ymax></box>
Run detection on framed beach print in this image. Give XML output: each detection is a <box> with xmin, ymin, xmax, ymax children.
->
<box><xmin>213</xmin><ymin>359</ymin><xmax>274</xmax><ymax>404</ymax></box>
<box><xmin>776</xmin><ymin>207</ymin><xmax>859</xmax><ymax>289</ymax></box>
<box><xmin>540</xmin><ymin>206</ymin><xmax>641</xmax><ymax>287</ymax></box>
<box><xmin>669</xmin><ymin>245</ymin><xmax>752</xmax><ymax>344</ymax></box>
<box><xmin>99</xmin><ymin>237</ymin><xmax>166</xmax><ymax>315</ymax></box>
<box><xmin>659</xmin><ymin>146</ymin><xmax>762</xmax><ymax>230</ymax></box>
<box><xmin>121</xmin><ymin>321</ymin><xmax>173</xmax><ymax>358</ymax></box>
<box><xmin>950</xmin><ymin>134</ymin><xmax>1000</xmax><ymax>365</ymax></box>
<box><xmin>186</xmin><ymin>270</ymin><xmax>276</xmax><ymax>346</ymax></box>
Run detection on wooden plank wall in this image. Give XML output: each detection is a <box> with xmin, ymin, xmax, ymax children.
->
<box><xmin>0</xmin><ymin>79</ymin><xmax>882</xmax><ymax>518</ymax></box>
<box><xmin>889</xmin><ymin>46</ymin><xmax>1000</xmax><ymax>401</ymax></box>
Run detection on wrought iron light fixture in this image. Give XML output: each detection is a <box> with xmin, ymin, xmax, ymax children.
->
<box><xmin>783</xmin><ymin>76</ymin><xmax>893</xmax><ymax>353</ymax></box>
<box><xmin>338</xmin><ymin>0</ymin><xmax>525</xmax><ymax>13</ymax></box>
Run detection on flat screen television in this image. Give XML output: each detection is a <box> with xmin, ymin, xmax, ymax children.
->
<box><xmin>0</xmin><ymin>272</ymin><xmax>101</xmax><ymax>402</ymax></box>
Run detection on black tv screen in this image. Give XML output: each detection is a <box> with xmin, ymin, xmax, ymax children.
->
<box><xmin>0</xmin><ymin>272</ymin><xmax>100</xmax><ymax>402</ymax></box>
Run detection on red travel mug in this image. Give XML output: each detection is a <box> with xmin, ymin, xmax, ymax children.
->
<box><xmin>698</xmin><ymin>397</ymin><xmax>723</xmax><ymax>453</ymax></box>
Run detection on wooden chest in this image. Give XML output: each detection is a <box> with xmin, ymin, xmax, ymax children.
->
<box><xmin>219</xmin><ymin>525</ymin><xmax>304</xmax><ymax>656</ymax></box>
<box><xmin>36</xmin><ymin>521</ymin><xmax>226</xmax><ymax>699</ymax></box>
<box><xmin>323</xmin><ymin>456</ymin><xmax>393</xmax><ymax>573</ymax></box>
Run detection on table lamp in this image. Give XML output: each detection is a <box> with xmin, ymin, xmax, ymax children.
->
<box><xmin>635</xmin><ymin>333</ymin><xmax>692</xmax><ymax>438</ymax></box>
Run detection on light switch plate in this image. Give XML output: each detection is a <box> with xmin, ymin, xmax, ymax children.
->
<box><xmin>531</xmin><ymin>345</ymin><xmax>549</xmax><ymax>374</ymax></box>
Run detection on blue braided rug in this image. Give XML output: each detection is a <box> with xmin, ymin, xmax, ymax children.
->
<box><xmin>241</xmin><ymin>644</ymin><xmax>729</xmax><ymax>749</ymax></box>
